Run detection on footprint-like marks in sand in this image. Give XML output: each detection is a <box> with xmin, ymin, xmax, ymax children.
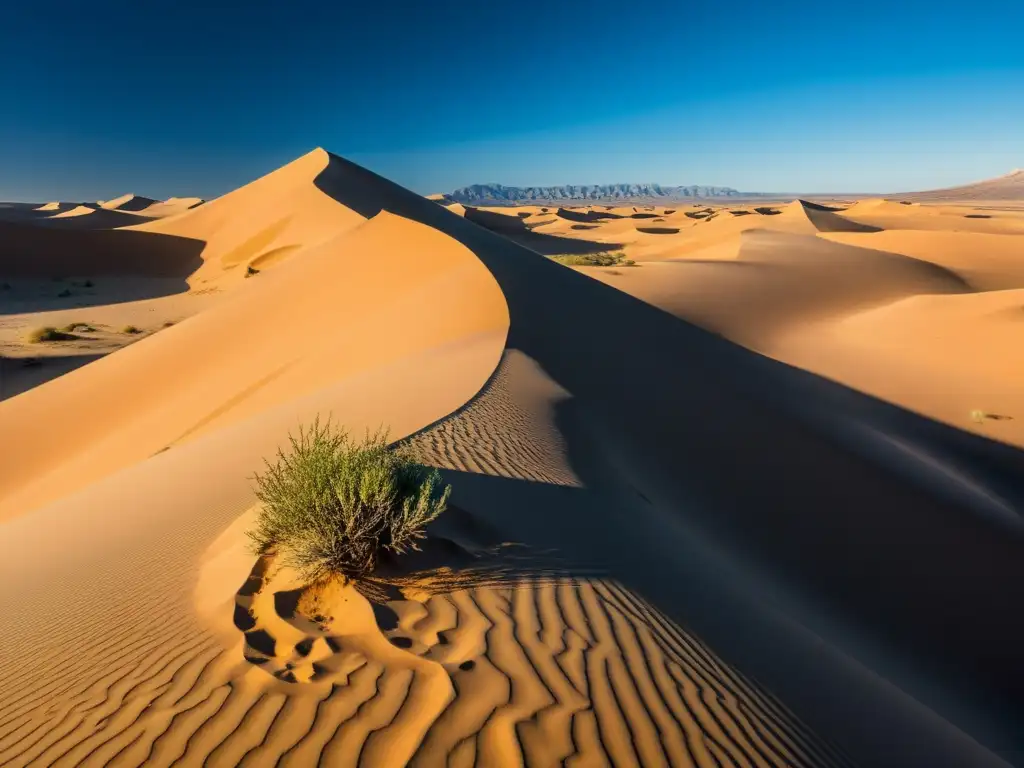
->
<box><xmin>228</xmin><ymin>553</ymin><xmax>854</xmax><ymax>767</ymax></box>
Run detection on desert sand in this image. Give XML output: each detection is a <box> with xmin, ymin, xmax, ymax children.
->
<box><xmin>0</xmin><ymin>151</ymin><xmax>1021</xmax><ymax>767</ymax></box>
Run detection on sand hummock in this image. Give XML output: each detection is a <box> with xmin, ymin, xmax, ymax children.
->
<box><xmin>0</xmin><ymin>149</ymin><xmax>1021</xmax><ymax>768</ymax></box>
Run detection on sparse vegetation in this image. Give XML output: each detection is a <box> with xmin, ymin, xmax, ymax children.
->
<box><xmin>245</xmin><ymin>265</ymin><xmax>260</xmax><ymax>278</ymax></box>
<box><xmin>163</xmin><ymin>320</ymin><xmax>176</xmax><ymax>328</ymax></box>
<box><xmin>27</xmin><ymin>326</ymin><xmax>76</xmax><ymax>343</ymax></box>
<box><xmin>549</xmin><ymin>251</ymin><xmax>636</xmax><ymax>267</ymax></box>
<box><xmin>971</xmin><ymin>409</ymin><xmax>1013</xmax><ymax>424</ymax></box>
<box><xmin>57</xmin><ymin>288</ymin><xmax>73</xmax><ymax>298</ymax></box>
<box><xmin>61</xmin><ymin>322</ymin><xmax>94</xmax><ymax>333</ymax></box>
<box><xmin>248</xmin><ymin>418</ymin><xmax>451</xmax><ymax>581</ymax></box>
<box><xmin>121</xmin><ymin>324</ymin><xmax>142</xmax><ymax>334</ymax></box>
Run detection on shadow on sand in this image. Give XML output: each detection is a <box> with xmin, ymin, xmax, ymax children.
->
<box><xmin>0</xmin><ymin>222</ymin><xmax>204</xmax><ymax>313</ymax></box>
<box><xmin>0</xmin><ymin>352</ymin><xmax>107</xmax><ymax>401</ymax></box>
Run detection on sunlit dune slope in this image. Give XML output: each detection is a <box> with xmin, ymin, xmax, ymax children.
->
<box><xmin>821</xmin><ymin>229</ymin><xmax>1024</xmax><ymax>291</ymax></box>
<box><xmin>586</xmin><ymin>229</ymin><xmax>968</xmax><ymax>344</ymax></box>
<box><xmin>132</xmin><ymin>150</ymin><xmax>366</xmax><ymax>285</ymax></box>
<box><xmin>0</xmin><ymin>203</ymin><xmax>508</xmax><ymax>519</ymax></box>
<box><xmin>100</xmin><ymin>193</ymin><xmax>160</xmax><ymax>212</ymax></box>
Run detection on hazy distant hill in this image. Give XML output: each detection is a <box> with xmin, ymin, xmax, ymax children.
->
<box><xmin>444</xmin><ymin>183</ymin><xmax>751</xmax><ymax>204</ymax></box>
<box><xmin>901</xmin><ymin>169</ymin><xmax>1024</xmax><ymax>201</ymax></box>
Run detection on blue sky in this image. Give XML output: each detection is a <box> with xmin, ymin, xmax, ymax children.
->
<box><xmin>1</xmin><ymin>1</ymin><xmax>1021</xmax><ymax>200</ymax></box>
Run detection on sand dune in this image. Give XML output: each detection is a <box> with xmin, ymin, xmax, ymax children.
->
<box><xmin>133</xmin><ymin>151</ymin><xmax>366</xmax><ymax>285</ymax></box>
<box><xmin>1</xmin><ymin>149</ymin><xmax>1021</xmax><ymax>768</ymax></box>
<box><xmin>48</xmin><ymin>204</ymin><xmax>101</xmax><ymax>218</ymax></box>
<box><xmin>137</xmin><ymin>196</ymin><xmax>205</xmax><ymax>217</ymax></box>
<box><xmin>100</xmin><ymin>193</ymin><xmax>160</xmax><ymax>212</ymax></box>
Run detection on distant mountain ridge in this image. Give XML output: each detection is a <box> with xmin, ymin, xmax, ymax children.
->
<box><xmin>444</xmin><ymin>182</ymin><xmax>751</xmax><ymax>204</ymax></box>
<box><xmin>901</xmin><ymin>169</ymin><xmax>1024</xmax><ymax>201</ymax></box>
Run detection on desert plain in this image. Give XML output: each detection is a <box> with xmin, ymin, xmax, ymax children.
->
<box><xmin>0</xmin><ymin>151</ymin><xmax>1022</xmax><ymax>767</ymax></box>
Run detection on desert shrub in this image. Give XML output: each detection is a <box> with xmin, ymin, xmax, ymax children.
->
<box><xmin>27</xmin><ymin>326</ymin><xmax>75</xmax><ymax>343</ymax></box>
<box><xmin>57</xmin><ymin>288</ymin><xmax>72</xmax><ymax>298</ymax></box>
<box><xmin>121</xmin><ymin>324</ymin><xmax>142</xmax><ymax>334</ymax></box>
<box><xmin>248</xmin><ymin>419</ymin><xmax>451</xmax><ymax>580</ymax></box>
<box><xmin>245</xmin><ymin>265</ymin><xmax>260</xmax><ymax>278</ymax></box>
<box><xmin>61</xmin><ymin>321</ymin><xmax>94</xmax><ymax>332</ymax></box>
<box><xmin>549</xmin><ymin>251</ymin><xmax>635</xmax><ymax>267</ymax></box>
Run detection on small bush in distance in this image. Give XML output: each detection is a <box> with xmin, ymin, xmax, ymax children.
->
<box><xmin>245</xmin><ymin>265</ymin><xmax>260</xmax><ymax>278</ymax></box>
<box><xmin>549</xmin><ymin>251</ymin><xmax>634</xmax><ymax>267</ymax></box>
<box><xmin>122</xmin><ymin>325</ymin><xmax>142</xmax><ymax>334</ymax></box>
<box><xmin>27</xmin><ymin>326</ymin><xmax>75</xmax><ymax>343</ymax></box>
<box><xmin>62</xmin><ymin>321</ymin><xmax>94</xmax><ymax>333</ymax></box>
<box><xmin>248</xmin><ymin>418</ymin><xmax>451</xmax><ymax>581</ymax></box>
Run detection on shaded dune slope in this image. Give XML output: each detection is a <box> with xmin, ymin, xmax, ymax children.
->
<box><xmin>0</xmin><ymin>151</ymin><xmax>1021</xmax><ymax>768</ymax></box>
<box><xmin>0</xmin><ymin>219</ymin><xmax>204</xmax><ymax>278</ymax></box>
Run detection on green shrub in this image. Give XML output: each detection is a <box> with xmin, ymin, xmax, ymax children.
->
<box><xmin>27</xmin><ymin>326</ymin><xmax>75</xmax><ymax>343</ymax></box>
<box><xmin>248</xmin><ymin>418</ymin><xmax>451</xmax><ymax>580</ymax></box>
<box><xmin>121</xmin><ymin>325</ymin><xmax>142</xmax><ymax>334</ymax></box>
<box><xmin>549</xmin><ymin>251</ymin><xmax>635</xmax><ymax>267</ymax></box>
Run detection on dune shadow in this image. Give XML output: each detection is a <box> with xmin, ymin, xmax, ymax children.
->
<box><xmin>555</xmin><ymin>208</ymin><xmax>625</xmax><ymax>223</ymax></box>
<box><xmin>0</xmin><ymin>352</ymin><xmax>107</xmax><ymax>401</ymax></box>
<box><xmin>635</xmin><ymin>226</ymin><xmax>679</xmax><ymax>235</ymax></box>
<box><xmin>463</xmin><ymin>218</ymin><xmax>622</xmax><ymax>256</ymax></box>
<box><xmin>0</xmin><ymin>224</ymin><xmax>204</xmax><ymax>313</ymax></box>
<box><xmin>800</xmin><ymin>200</ymin><xmax>846</xmax><ymax>212</ymax></box>
<box><xmin>29</xmin><ymin>209</ymin><xmax>150</xmax><ymax>230</ymax></box>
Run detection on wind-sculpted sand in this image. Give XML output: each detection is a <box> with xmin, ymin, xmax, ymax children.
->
<box><xmin>1</xmin><ymin>151</ymin><xmax>1021</xmax><ymax>768</ymax></box>
<box><xmin>458</xmin><ymin>196</ymin><xmax>1024</xmax><ymax>449</ymax></box>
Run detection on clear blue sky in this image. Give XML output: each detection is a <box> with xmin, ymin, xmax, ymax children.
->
<box><xmin>2</xmin><ymin>1</ymin><xmax>1021</xmax><ymax>200</ymax></box>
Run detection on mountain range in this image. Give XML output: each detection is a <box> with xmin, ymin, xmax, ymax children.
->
<box><xmin>442</xmin><ymin>183</ymin><xmax>752</xmax><ymax>204</ymax></box>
